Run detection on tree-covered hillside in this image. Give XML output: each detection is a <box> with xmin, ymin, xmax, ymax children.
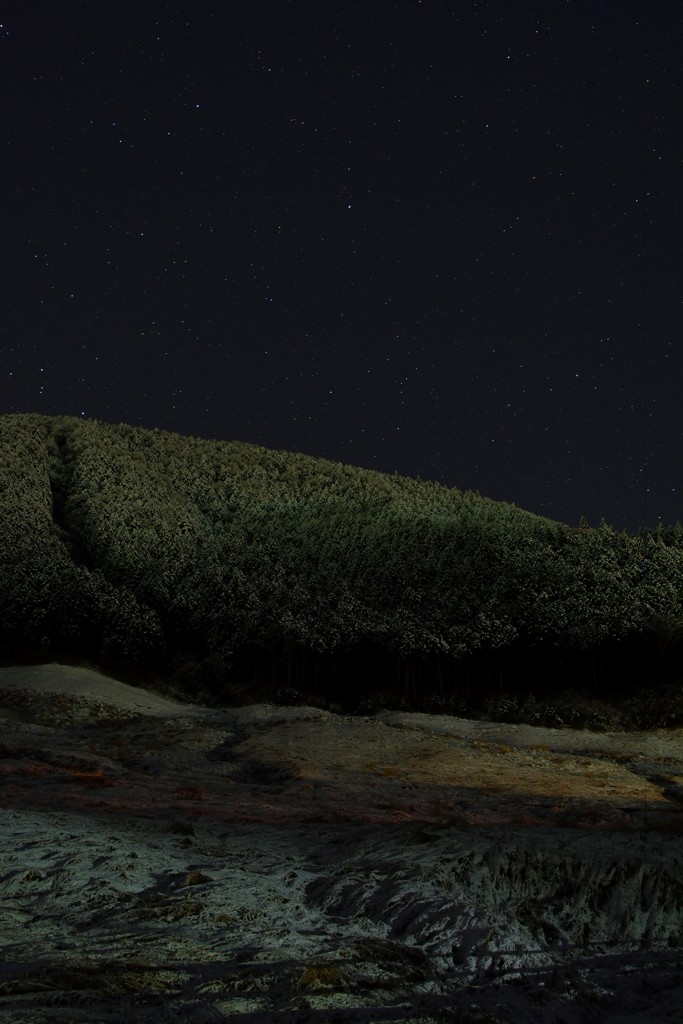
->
<box><xmin>1</xmin><ymin>414</ymin><xmax>682</xmax><ymax>723</ymax></box>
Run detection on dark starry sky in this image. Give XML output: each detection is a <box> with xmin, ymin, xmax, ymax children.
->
<box><xmin>1</xmin><ymin>1</ymin><xmax>680</xmax><ymax>530</ymax></box>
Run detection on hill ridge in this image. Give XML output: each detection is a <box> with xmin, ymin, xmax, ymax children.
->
<box><xmin>1</xmin><ymin>412</ymin><xmax>681</xmax><ymax>718</ymax></box>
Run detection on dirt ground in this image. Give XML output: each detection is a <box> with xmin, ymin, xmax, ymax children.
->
<box><xmin>3</xmin><ymin>662</ymin><xmax>680</xmax><ymax>833</ymax></box>
<box><xmin>1</xmin><ymin>663</ymin><xmax>682</xmax><ymax>1023</ymax></box>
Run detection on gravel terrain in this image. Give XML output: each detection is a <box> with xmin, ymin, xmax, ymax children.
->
<box><xmin>1</xmin><ymin>663</ymin><xmax>681</xmax><ymax>1023</ymax></box>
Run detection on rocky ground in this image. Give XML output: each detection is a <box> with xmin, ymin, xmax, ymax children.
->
<box><xmin>0</xmin><ymin>663</ymin><xmax>682</xmax><ymax>1023</ymax></box>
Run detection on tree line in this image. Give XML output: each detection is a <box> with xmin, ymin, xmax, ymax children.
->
<box><xmin>1</xmin><ymin>413</ymin><xmax>681</xmax><ymax>712</ymax></box>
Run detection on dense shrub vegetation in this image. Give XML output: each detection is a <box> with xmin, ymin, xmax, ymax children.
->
<box><xmin>1</xmin><ymin>413</ymin><xmax>682</xmax><ymax>724</ymax></box>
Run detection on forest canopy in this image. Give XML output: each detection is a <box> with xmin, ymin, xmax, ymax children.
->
<box><xmin>1</xmin><ymin>414</ymin><xmax>681</xmax><ymax>720</ymax></box>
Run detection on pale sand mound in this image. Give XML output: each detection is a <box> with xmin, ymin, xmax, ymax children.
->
<box><xmin>0</xmin><ymin>662</ymin><xmax>216</xmax><ymax>717</ymax></box>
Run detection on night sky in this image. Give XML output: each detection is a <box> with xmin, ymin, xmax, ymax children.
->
<box><xmin>2</xmin><ymin>1</ymin><xmax>680</xmax><ymax>531</ymax></box>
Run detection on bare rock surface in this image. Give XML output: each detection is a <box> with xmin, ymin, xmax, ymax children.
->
<box><xmin>0</xmin><ymin>663</ymin><xmax>682</xmax><ymax>1023</ymax></box>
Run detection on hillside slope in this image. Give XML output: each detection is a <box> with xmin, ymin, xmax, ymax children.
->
<box><xmin>1</xmin><ymin>413</ymin><xmax>681</xmax><ymax>716</ymax></box>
